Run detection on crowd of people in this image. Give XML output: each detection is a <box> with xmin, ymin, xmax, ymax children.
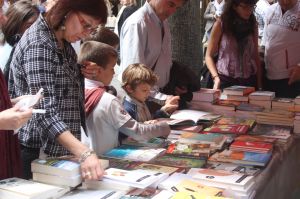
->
<box><xmin>0</xmin><ymin>0</ymin><xmax>299</xmax><ymax>183</ymax></box>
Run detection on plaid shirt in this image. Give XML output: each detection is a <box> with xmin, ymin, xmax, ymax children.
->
<box><xmin>8</xmin><ymin>15</ymin><xmax>85</xmax><ymax>157</ymax></box>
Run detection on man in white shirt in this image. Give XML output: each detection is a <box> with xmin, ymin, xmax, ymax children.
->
<box><xmin>119</xmin><ymin>0</ymin><xmax>188</xmax><ymax>100</ymax></box>
<box><xmin>255</xmin><ymin>0</ymin><xmax>274</xmax><ymax>40</ymax></box>
<box><xmin>262</xmin><ymin>0</ymin><xmax>300</xmax><ymax>97</ymax></box>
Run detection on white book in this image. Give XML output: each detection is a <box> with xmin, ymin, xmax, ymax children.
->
<box><xmin>249</xmin><ymin>91</ymin><xmax>275</xmax><ymax>101</ymax></box>
<box><xmin>82</xmin><ymin>179</ymin><xmax>133</xmax><ymax>192</ymax></box>
<box><xmin>32</xmin><ymin>172</ymin><xmax>82</xmax><ymax>187</ymax></box>
<box><xmin>170</xmin><ymin>109</ymin><xmax>221</xmax><ymax>125</ymax></box>
<box><xmin>60</xmin><ymin>188</ymin><xmax>125</xmax><ymax>199</ymax></box>
<box><xmin>158</xmin><ymin>172</ymin><xmax>193</xmax><ymax>191</ymax></box>
<box><xmin>103</xmin><ymin>168</ymin><xmax>165</xmax><ymax>189</ymax></box>
<box><xmin>31</xmin><ymin>159</ymin><xmax>80</xmax><ymax>178</ymax></box>
<box><xmin>0</xmin><ymin>178</ymin><xmax>69</xmax><ymax>199</ymax></box>
<box><xmin>189</xmin><ymin>168</ymin><xmax>254</xmax><ymax>191</ymax></box>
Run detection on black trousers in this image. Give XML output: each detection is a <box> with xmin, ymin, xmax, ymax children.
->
<box><xmin>265</xmin><ymin>78</ymin><xmax>300</xmax><ymax>98</ymax></box>
<box><xmin>20</xmin><ymin>145</ymin><xmax>39</xmax><ymax>180</ymax></box>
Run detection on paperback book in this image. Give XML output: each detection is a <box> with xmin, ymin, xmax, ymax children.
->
<box><xmin>170</xmin><ymin>109</ymin><xmax>221</xmax><ymax>125</ymax></box>
<box><xmin>0</xmin><ymin>178</ymin><xmax>69</xmax><ymax>199</ymax></box>
<box><xmin>60</xmin><ymin>188</ymin><xmax>125</xmax><ymax>199</ymax></box>
<box><xmin>166</xmin><ymin>142</ymin><xmax>211</xmax><ymax>158</ymax></box>
<box><xmin>223</xmin><ymin>86</ymin><xmax>255</xmax><ymax>96</ymax></box>
<box><xmin>151</xmin><ymin>155</ymin><xmax>206</xmax><ymax>169</ymax></box>
<box><xmin>203</xmin><ymin>124</ymin><xmax>249</xmax><ymax>135</ymax></box>
<box><xmin>103</xmin><ymin>168</ymin><xmax>167</xmax><ymax>189</ymax></box>
<box><xmin>102</xmin><ymin>145</ymin><xmax>166</xmax><ymax>162</ymax></box>
<box><xmin>204</xmin><ymin>162</ymin><xmax>261</xmax><ymax>176</ymax></box>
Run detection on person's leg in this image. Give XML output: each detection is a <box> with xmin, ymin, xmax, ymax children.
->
<box><xmin>20</xmin><ymin>145</ymin><xmax>40</xmax><ymax>179</ymax></box>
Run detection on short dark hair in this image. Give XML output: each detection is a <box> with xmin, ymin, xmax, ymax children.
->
<box><xmin>122</xmin><ymin>63</ymin><xmax>158</xmax><ymax>91</ymax></box>
<box><xmin>78</xmin><ymin>41</ymin><xmax>117</xmax><ymax>69</ymax></box>
<box><xmin>83</xmin><ymin>26</ymin><xmax>119</xmax><ymax>47</ymax></box>
<box><xmin>2</xmin><ymin>0</ymin><xmax>39</xmax><ymax>46</ymax></box>
<box><xmin>45</xmin><ymin>0</ymin><xmax>108</xmax><ymax>31</ymax></box>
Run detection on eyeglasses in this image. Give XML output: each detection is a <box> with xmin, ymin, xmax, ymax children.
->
<box><xmin>238</xmin><ymin>3</ymin><xmax>257</xmax><ymax>10</ymax></box>
<box><xmin>76</xmin><ymin>12</ymin><xmax>98</xmax><ymax>34</ymax></box>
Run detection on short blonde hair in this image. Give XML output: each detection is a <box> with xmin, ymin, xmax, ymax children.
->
<box><xmin>83</xmin><ymin>26</ymin><xmax>119</xmax><ymax>47</ymax></box>
<box><xmin>122</xmin><ymin>63</ymin><xmax>158</xmax><ymax>91</ymax></box>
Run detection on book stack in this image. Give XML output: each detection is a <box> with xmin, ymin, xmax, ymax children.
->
<box><xmin>254</xmin><ymin>109</ymin><xmax>294</xmax><ymax>126</ymax></box>
<box><xmin>192</xmin><ymin>88</ymin><xmax>221</xmax><ymax>102</ymax></box>
<box><xmin>204</xmin><ymin>162</ymin><xmax>261</xmax><ymax>176</ymax></box>
<box><xmin>222</xmin><ymin>86</ymin><xmax>256</xmax><ymax>103</ymax></box>
<box><xmin>187</xmin><ymin>168</ymin><xmax>255</xmax><ymax>198</ymax></box>
<box><xmin>60</xmin><ymin>187</ymin><xmax>125</xmax><ymax>199</ymax></box>
<box><xmin>0</xmin><ymin>177</ymin><xmax>69</xmax><ymax>199</ymax></box>
<box><xmin>293</xmin><ymin>96</ymin><xmax>300</xmax><ymax>134</ymax></box>
<box><xmin>271</xmin><ymin>97</ymin><xmax>294</xmax><ymax>111</ymax></box>
<box><xmin>249</xmin><ymin>91</ymin><xmax>275</xmax><ymax>109</ymax></box>
<box><xmin>31</xmin><ymin>158</ymin><xmax>109</xmax><ymax>188</ymax></box>
<box><xmin>31</xmin><ymin>159</ymin><xmax>82</xmax><ymax>187</ymax></box>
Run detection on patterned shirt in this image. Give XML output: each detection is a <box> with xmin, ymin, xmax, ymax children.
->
<box><xmin>8</xmin><ymin>15</ymin><xmax>85</xmax><ymax>157</ymax></box>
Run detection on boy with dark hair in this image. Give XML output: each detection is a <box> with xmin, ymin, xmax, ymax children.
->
<box><xmin>79</xmin><ymin>41</ymin><xmax>171</xmax><ymax>155</ymax></box>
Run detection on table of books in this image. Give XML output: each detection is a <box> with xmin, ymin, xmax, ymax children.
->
<box><xmin>253</xmin><ymin>135</ymin><xmax>300</xmax><ymax>199</ymax></box>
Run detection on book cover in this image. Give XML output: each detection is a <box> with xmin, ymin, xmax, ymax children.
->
<box><xmin>250</xmin><ymin>124</ymin><xmax>291</xmax><ymax>140</ymax></box>
<box><xmin>171</xmin><ymin>125</ymin><xmax>203</xmax><ymax>133</ymax></box>
<box><xmin>103</xmin><ymin>168</ymin><xmax>166</xmax><ymax>189</ymax></box>
<box><xmin>209</xmin><ymin>150</ymin><xmax>272</xmax><ymax>167</ymax></box>
<box><xmin>121</xmin><ymin>137</ymin><xmax>168</xmax><ymax>148</ymax></box>
<box><xmin>203</xmin><ymin>124</ymin><xmax>249</xmax><ymax>135</ymax></box>
<box><xmin>178</xmin><ymin>132</ymin><xmax>226</xmax><ymax>145</ymax></box>
<box><xmin>223</xmin><ymin>86</ymin><xmax>255</xmax><ymax>96</ymax></box>
<box><xmin>120</xmin><ymin>187</ymin><xmax>161</xmax><ymax>199</ymax></box>
<box><xmin>230</xmin><ymin>141</ymin><xmax>273</xmax><ymax>153</ymax></box>
<box><xmin>172</xmin><ymin>179</ymin><xmax>223</xmax><ymax>196</ymax></box>
<box><xmin>132</xmin><ymin>163</ymin><xmax>184</xmax><ymax>175</ymax></box>
<box><xmin>236</xmin><ymin>103</ymin><xmax>264</xmax><ymax>112</ymax></box>
<box><xmin>216</xmin><ymin>117</ymin><xmax>256</xmax><ymax>128</ymax></box>
<box><xmin>151</xmin><ymin>155</ymin><xmax>206</xmax><ymax>169</ymax></box>
<box><xmin>171</xmin><ymin>192</ymin><xmax>230</xmax><ymax>199</ymax></box>
<box><xmin>0</xmin><ymin>178</ymin><xmax>68</xmax><ymax>199</ymax></box>
<box><xmin>234</xmin><ymin>135</ymin><xmax>276</xmax><ymax>143</ymax></box>
<box><xmin>166</xmin><ymin>142</ymin><xmax>210</xmax><ymax>158</ymax></box>
<box><xmin>204</xmin><ymin>162</ymin><xmax>261</xmax><ymax>176</ymax></box>
<box><xmin>102</xmin><ymin>145</ymin><xmax>166</xmax><ymax>162</ymax></box>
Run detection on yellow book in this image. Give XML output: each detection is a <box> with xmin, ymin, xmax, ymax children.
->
<box><xmin>171</xmin><ymin>192</ymin><xmax>232</xmax><ymax>199</ymax></box>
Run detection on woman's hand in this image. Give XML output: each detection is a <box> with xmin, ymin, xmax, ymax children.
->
<box><xmin>80</xmin><ymin>154</ymin><xmax>104</xmax><ymax>180</ymax></box>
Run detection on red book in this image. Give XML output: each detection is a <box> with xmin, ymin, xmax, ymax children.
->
<box><xmin>230</xmin><ymin>140</ymin><xmax>273</xmax><ymax>153</ymax></box>
<box><xmin>203</xmin><ymin>124</ymin><xmax>249</xmax><ymax>134</ymax></box>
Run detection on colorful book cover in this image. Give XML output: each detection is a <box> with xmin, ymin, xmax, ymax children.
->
<box><xmin>216</xmin><ymin>117</ymin><xmax>256</xmax><ymax>128</ymax></box>
<box><xmin>166</xmin><ymin>142</ymin><xmax>210</xmax><ymax>158</ymax></box>
<box><xmin>102</xmin><ymin>145</ymin><xmax>166</xmax><ymax>162</ymax></box>
<box><xmin>172</xmin><ymin>179</ymin><xmax>223</xmax><ymax>196</ymax></box>
<box><xmin>203</xmin><ymin>124</ymin><xmax>249</xmax><ymax>135</ymax></box>
<box><xmin>250</xmin><ymin>124</ymin><xmax>291</xmax><ymax>140</ymax></box>
<box><xmin>151</xmin><ymin>155</ymin><xmax>206</xmax><ymax>169</ymax></box>
<box><xmin>204</xmin><ymin>162</ymin><xmax>261</xmax><ymax>176</ymax></box>
<box><xmin>178</xmin><ymin>132</ymin><xmax>226</xmax><ymax>145</ymax></box>
<box><xmin>209</xmin><ymin>150</ymin><xmax>272</xmax><ymax>167</ymax></box>
<box><xmin>121</xmin><ymin>137</ymin><xmax>168</xmax><ymax>148</ymax></box>
<box><xmin>234</xmin><ymin>135</ymin><xmax>276</xmax><ymax>143</ymax></box>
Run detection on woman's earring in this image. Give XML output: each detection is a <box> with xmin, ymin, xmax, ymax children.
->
<box><xmin>61</xmin><ymin>25</ymin><xmax>66</xmax><ymax>31</ymax></box>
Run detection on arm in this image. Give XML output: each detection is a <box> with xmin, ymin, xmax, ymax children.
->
<box><xmin>253</xmin><ymin>24</ymin><xmax>262</xmax><ymax>89</ymax></box>
<box><xmin>120</xmin><ymin>118</ymin><xmax>170</xmax><ymax>141</ymax></box>
<box><xmin>205</xmin><ymin>19</ymin><xmax>222</xmax><ymax>89</ymax></box>
<box><xmin>0</xmin><ymin>106</ymin><xmax>32</xmax><ymax>130</ymax></box>
<box><xmin>288</xmin><ymin>64</ymin><xmax>300</xmax><ymax>85</ymax></box>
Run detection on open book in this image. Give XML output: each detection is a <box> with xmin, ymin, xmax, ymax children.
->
<box><xmin>169</xmin><ymin>110</ymin><xmax>221</xmax><ymax>126</ymax></box>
